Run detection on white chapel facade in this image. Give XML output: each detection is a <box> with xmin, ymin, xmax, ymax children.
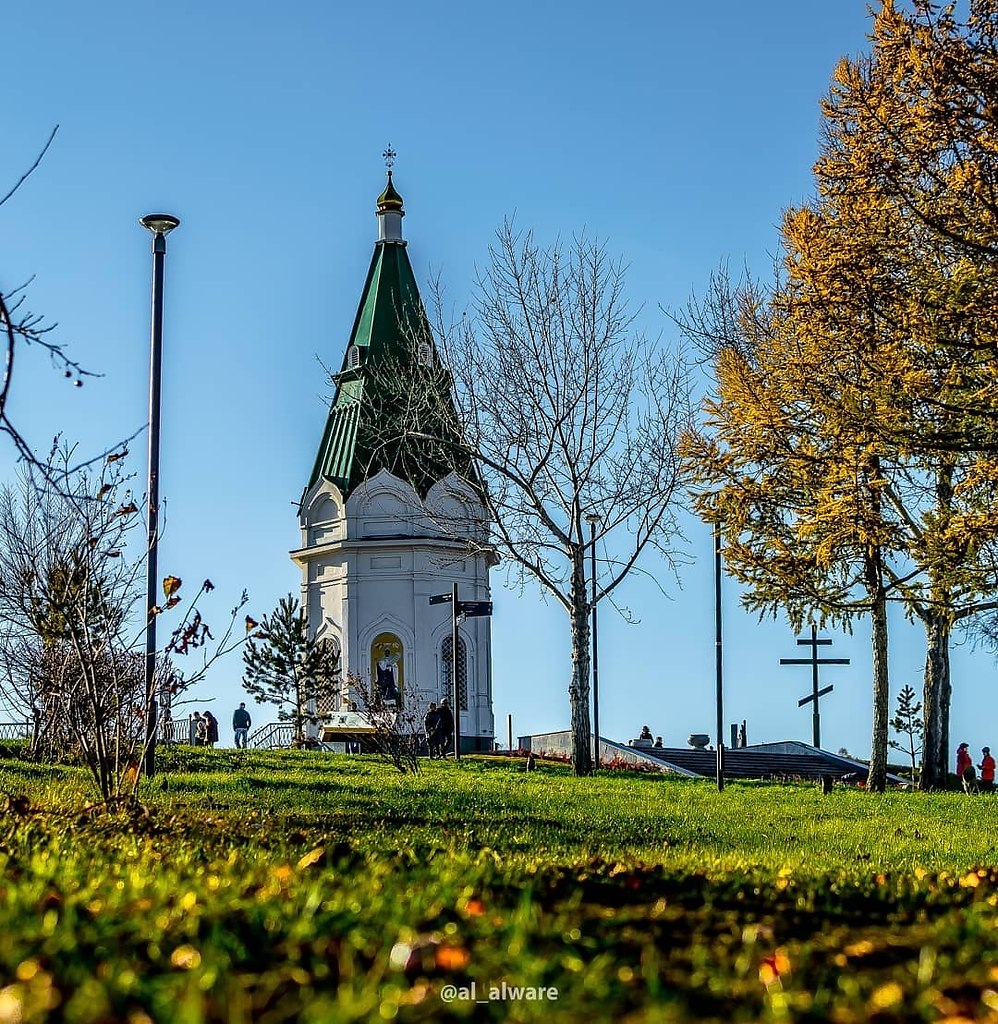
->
<box><xmin>291</xmin><ymin>165</ymin><xmax>495</xmax><ymax>751</ymax></box>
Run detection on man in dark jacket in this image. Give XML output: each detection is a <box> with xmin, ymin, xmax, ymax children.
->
<box><xmin>233</xmin><ymin>702</ymin><xmax>252</xmax><ymax>749</ymax></box>
<box><xmin>436</xmin><ymin>698</ymin><xmax>454</xmax><ymax>757</ymax></box>
<box><xmin>423</xmin><ymin>702</ymin><xmax>441</xmax><ymax>758</ymax></box>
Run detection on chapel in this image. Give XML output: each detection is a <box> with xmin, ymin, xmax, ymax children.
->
<box><xmin>291</xmin><ymin>159</ymin><xmax>495</xmax><ymax>752</ymax></box>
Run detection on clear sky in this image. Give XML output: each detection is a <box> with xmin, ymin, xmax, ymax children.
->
<box><xmin>1</xmin><ymin>1</ymin><xmax>987</xmax><ymax>760</ymax></box>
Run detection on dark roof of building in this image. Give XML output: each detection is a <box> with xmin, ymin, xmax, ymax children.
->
<box><xmin>641</xmin><ymin>744</ymin><xmax>898</xmax><ymax>783</ymax></box>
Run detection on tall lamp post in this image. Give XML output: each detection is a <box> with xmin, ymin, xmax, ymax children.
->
<box><xmin>140</xmin><ymin>213</ymin><xmax>180</xmax><ymax>778</ymax></box>
<box><xmin>585</xmin><ymin>514</ymin><xmax>601</xmax><ymax>770</ymax></box>
<box><xmin>714</xmin><ymin>523</ymin><xmax>724</xmax><ymax>792</ymax></box>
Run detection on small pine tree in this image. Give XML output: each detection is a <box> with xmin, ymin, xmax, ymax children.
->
<box><xmin>242</xmin><ymin>594</ymin><xmax>339</xmax><ymax>746</ymax></box>
<box><xmin>889</xmin><ymin>684</ymin><xmax>923</xmax><ymax>782</ymax></box>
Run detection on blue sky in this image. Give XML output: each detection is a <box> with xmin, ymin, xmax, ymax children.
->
<box><xmin>1</xmin><ymin>1</ymin><xmax>986</xmax><ymax>760</ymax></box>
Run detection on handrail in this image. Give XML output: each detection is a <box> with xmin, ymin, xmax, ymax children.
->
<box><xmin>247</xmin><ymin>723</ymin><xmax>294</xmax><ymax>750</ymax></box>
<box><xmin>158</xmin><ymin>717</ymin><xmax>194</xmax><ymax>744</ymax></box>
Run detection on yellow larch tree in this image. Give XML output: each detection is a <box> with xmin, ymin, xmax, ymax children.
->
<box><xmin>682</xmin><ymin>0</ymin><xmax>998</xmax><ymax>790</ymax></box>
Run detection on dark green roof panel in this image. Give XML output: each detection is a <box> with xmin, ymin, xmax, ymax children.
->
<box><xmin>307</xmin><ymin>236</ymin><xmax>472</xmax><ymax>499</ymax></box>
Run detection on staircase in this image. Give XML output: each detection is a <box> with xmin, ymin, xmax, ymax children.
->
<box><xmin>247</xmin><ymin>723</ymin><xmax>294</xmax><ymax>750</ymax></box>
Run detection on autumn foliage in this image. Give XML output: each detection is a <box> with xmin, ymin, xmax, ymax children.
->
<box><xmin>681</xmin><ymin>1</ymin><xmax>998</xmax><ymax>790</ymax></box>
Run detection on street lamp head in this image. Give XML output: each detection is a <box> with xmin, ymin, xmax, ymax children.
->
<box><xmin>585</xmin><ymin>513</ymin><xmax>601</xmax><ymax>525</ymax></box>
<box><xmin>139</xmin><ymin>213</ymin><xmax>180</xmax><ymax>235</ymax></box>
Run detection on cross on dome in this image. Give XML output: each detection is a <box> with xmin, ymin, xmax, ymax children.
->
<box><xmin>376</xmin><ymin>148</ymin><xmax>405</xmax><ymax>238</ymax></box>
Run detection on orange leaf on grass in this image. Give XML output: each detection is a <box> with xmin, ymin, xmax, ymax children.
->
<box><xmin>435</xmin><ymin>946</ymin><xmax>470</xmax><ymax>971</ymax></box>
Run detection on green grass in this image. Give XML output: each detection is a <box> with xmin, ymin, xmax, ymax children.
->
<box><xmin>3</xmin><ymin>750</ymin><xmax>998</xmax><ymax>1022</ymax></box>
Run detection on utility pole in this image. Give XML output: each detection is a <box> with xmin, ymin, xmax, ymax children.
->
<box><xmin>714</xmin><ymin>525</ymin><xmax>724</xmax><ymax>792</ymax></box>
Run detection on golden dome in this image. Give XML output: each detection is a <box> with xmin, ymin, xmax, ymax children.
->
<box><xmin>376</xmin><ymin>171</ymin><xmax>404</xmax><ymax>212</ymax></box>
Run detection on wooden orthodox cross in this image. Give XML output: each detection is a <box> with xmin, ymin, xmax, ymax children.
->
<box><xmin>779</xmin><ymin>624</ymin><xmax>849</xmax><ymax>750</ymax></box>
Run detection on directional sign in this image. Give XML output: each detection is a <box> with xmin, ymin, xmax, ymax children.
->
<box><xmin>798</xmin><ymin>684</ymin><xmax>834</xmax><ymax>708</ymax></box>
<box><xmin>459</xmin><ymin>600</ymin><xmax>493</xmax><ymax>617</ymax></box>
<box><xmin>429</xmin><ymin>593</ymin><xmax>453</xmax><ymax>605</ymax></box>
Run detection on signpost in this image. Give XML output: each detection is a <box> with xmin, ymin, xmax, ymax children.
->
<box><xmin>458</xmin><ymin>600</ymin><xmax>493</xmax><ymax>617</ymax></box>
<box><xmin>779</xmin><ymin>624</ymin><xmax>849</xmax><ymax>749</ymax></box>
<box><xmin>428</xmin><ymin>587</ymin><xmax>493</xmax><ymax>760</ymax></box>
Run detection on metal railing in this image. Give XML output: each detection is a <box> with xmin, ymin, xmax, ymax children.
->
<box><xmin>247</xmin><ymin>723</ymin><xmax>294</xmax><ymax>749</ymax></box>
<box><xmin>158</xmin><ymin>716</ymin><xmax>195</xmax><ymax>745</ymax></box>
<box><xmin>0</xmin><ymin>721</ymin><xmax>31</xmax><ymax>742</ymax></box>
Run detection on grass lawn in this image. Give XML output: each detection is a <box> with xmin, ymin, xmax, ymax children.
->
<box><xmin>3</xmin><ymin>749</ymin><xmax>998</xmax><ymax>1021</ymax></box>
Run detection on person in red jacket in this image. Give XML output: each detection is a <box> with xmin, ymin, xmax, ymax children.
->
<box><xmin>957</xmin><ymin>742</ymin><xmax>976</xmax><ymax>792</ymax></box>
<box><xmin>980</xmin><ymin>747</ymin><xmax>996</xmax><ymax>793</ymax></box>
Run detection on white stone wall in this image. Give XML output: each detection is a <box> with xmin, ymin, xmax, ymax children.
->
<box><xmin>292</xmin><ymin>469</ymin><xmax>495</xmax><ymax>746</ymax></box>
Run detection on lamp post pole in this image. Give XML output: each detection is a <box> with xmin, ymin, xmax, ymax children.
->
<box><xmin>451</xmin><ymin>581</ymin><xmax>460</xmax><ymax>760</ymax></box>
<box><xmin>140</xmin><ymin>213</ymin><xmax>179</xmax><ymax>779</ymax></box>
<box><xmin>714</xmin><ymin>524</ymin><xmax>725</xmax><ymax>792</ymax></box>
<box><xmin>586</xmin><ymin>514</ymin><xmax>600</xmax><ymax>770</ymax></box>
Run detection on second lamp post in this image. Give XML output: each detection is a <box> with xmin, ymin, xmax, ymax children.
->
<box><xmin>140</xmin><ymin>213</ymin><xmax>180</xmax><ymax>779</ymax></box>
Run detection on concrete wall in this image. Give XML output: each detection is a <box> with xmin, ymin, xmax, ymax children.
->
<box><xmin>519</xmin><ymin>730</ymin><xmax>698</xmax><ymax>775</ymax></box>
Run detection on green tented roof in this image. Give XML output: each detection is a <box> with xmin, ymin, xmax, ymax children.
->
<box><xmin>307</xmin><ymin>237</ymin><xmax>471</xmax><ymax>499</ymax></box>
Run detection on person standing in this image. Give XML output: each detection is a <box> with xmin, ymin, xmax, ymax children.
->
<box><xmin>957</xmin><ymin>742</ymin><xmax>976</xmax><ymax>793</ymax></box>
<box><xmin>423</xmin><ymin>701</ymin><xmax>441</xmax><ymax>758</ymax></box>
<box><xmin>980</xmin><ymin>747</ymin><xmax>996</xmax><ymax>793</ymax></box>
<box><xmin>203</xmin><ymin>710</ymin><xmax>219</xmax><ymax>748</ymax></box>
<box><xmin>436</xmin><ymin>698</ymin><xmax>454</xmax><ymax>757</ymax></box>
<box><xmin>194</xmin><ymin>712</ymin><xmax>208</xmax><ymax>747</ymax></box>
<box><xmin>233</xmin><ymin>702</ymin><xmax>252</xmax><ymax>749</ymax></box>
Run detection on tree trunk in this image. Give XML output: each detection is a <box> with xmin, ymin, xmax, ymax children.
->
<box><xmin>920</xmin><ymin>625</ymin><xmax>941</xmax><ymax>791</ymax></box>
<box><xmin>919</xmin><ymin>613</ymin><xmax>951</xmax><ymax>790</ymax></box>
<box><xmin>569</xmin><ymin>554</ymin><xmax>593</xmax><ymax>777</ymax></box>
<box><xmin>867</xmin><ymin>555</ymin><xmax>890</xmax><ymax>793</ymax></box>
<box><xmin>940</xmin><ymin>645</ymin><xmax>952</xmax><ymax>781</ymax></box>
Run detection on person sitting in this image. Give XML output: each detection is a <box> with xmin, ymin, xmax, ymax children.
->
<box><xmin>634</xmin><ymin>725</ymin><xmax>654</xmax><ymax>748</ymax></box>
<box><xmin>654</xmin><ymin>736</ymin><xmax>663</xmax><ymax>748</ymax></box>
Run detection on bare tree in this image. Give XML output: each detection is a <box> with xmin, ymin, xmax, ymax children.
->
<box><xmin>1</xmin><ymin>128</ymin><xmax>103</xmax><ymax>480</ymax></box>
<box><xmin>364</xmin><ymin>222</ymin><xmax>693</xmax><ymax>775</ymax></box>
<box><xmin>0</xmin><ymin>447</ymin><xmax>248</xmax><ymax>804</ymax></box>
<box><xmin>351</xmin><ymin>672</ymin><xmax>422</xmax><ymax>774</ymax></box>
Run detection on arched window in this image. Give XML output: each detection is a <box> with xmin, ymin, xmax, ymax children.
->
<box><xmin>440</xmin><ymin>636</ymin><xmax>468</xmax><ymax>710</ymax></box>
<box><xmin>347</xmin><ymin>345</ymin><xmax>361</xmax><ymax>369</ymax></box>
<box><xmin>315</xmin><ymin>636</ymin><xmax>342</xmax><ymax>716</ymax></box>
